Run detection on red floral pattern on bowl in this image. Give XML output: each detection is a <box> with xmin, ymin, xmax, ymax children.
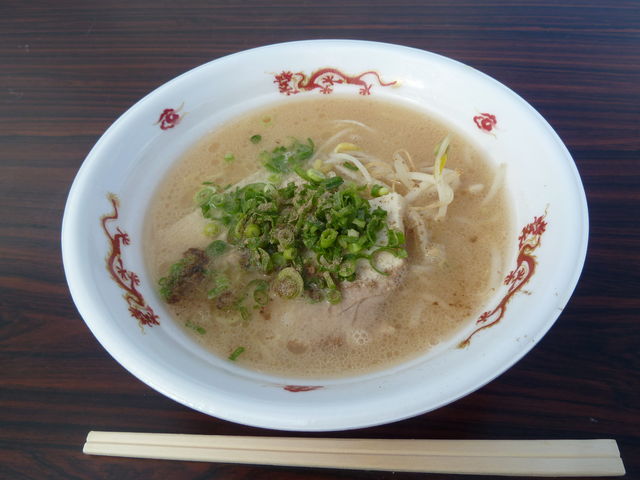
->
<box><xmin>473</xmin><ymin>112</ymin><xmax>497</xmax><ymax>132</ymax></box>
<box><xmin>274</xmin><ymin>68</ymin><xmax>396</xmax><ymax>96</ymax></box>
<box><xmin>101</xmin><ymin>194</ymin><xmax>159</xmax><ymax>327</ymax></box>
<box><xmin>460</xmin><ymin>212</ymin><xmax>548</xmax><ymax>347</ymax></box>
<box><xmin>156</xmin><ymin>107</ymin><xmax>182</xmax><ymax>130</ymax></box>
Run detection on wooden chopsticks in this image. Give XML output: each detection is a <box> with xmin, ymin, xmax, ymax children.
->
<box><xmin>83</xmin><ymin>431</ymin><xmax>625</xmax><ymax>477</ymax></box>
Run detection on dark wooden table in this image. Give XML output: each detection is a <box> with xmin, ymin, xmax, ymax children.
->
<box><xmin>2</xmin><ymin>1</ymin><xmax>638</xmax><ymax>479</ymax></box>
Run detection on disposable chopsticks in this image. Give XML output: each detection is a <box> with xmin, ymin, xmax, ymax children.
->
<box><xmin>83</xmin><ymin>431</ymin><xmax>625</xmax><ymax>477</ymax></box>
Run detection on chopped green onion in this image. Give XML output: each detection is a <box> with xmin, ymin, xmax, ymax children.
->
<box><xmin>236</xmin><ymin>305</ymin><xmax>250</xmax><ymax>321</ymax></box>
<box><xmin>168</xmin><ymin>262</ymin><xmax>183</xmax><ymax>276</ymax></box>
<box><xmin>267</xmin><ymin>173</ymin><xmax>282</xmax><ymax>184</ymax></box>
<box><xmin>210</xmin><ymin>193</ymin><xmax>225</xmax><ymax>207</ymax></box>
<box><xmin>326</xmin><ymin>288</ymin><xmax>342</xmax><ymax>304</ymax></box>
<box><xmin>306</xmin><ymin>168</ymin><xmax>326</xmax><ymax>182</ymax></box>
<box><xmin>271</xmin><ymin>252</ymin><xmax>285</xmax><ymax>267</ymax></box>
<box><xmin>173</xmin><ymin>135</ymin><xmax>409</xmax><ymax>317</ymax></box>
<box><xmin>343</xmin><ymin>161</ymin><xmax>359</xmax><ymax>171</ymax></box>
<box><xmin>247</xmin><ymin>279</ymin><xmax>269</xmax><ymax>306</ymax></box>
<box><xmin>371</xmin><ymin>184</ymin><xmax>389</xmax><ymax>197</ymax></box>
<box><xmin>323</xmin><ymin>272</ymin><xmax>336</xmax><ymax>290</ymax></box>
<box><xmin>319</xmin><ymin>228</ymin><xmax>338</xmax><ymax>248</ymax></box>
<box><xmin>207</xmin><ymin>273</ymin><xmax>230</xmax><ymax>298</ymax></box>
<box><xmin>368</xmin><ymin>252</ymin><xmax>388</xmax><ymax>276</ymax></box>
<box><xmin>228</xmin><ymin>346</ymin><xmax>245</xmax><ymax>361</ymax></box>
<box><xmin>387</xmin><ymin>229</ymin><xmax>405</xmax><ymax>247</ymax></box>
<box><xmin>185</xmin><ymin>320</ymin><xmax>206</xmax><ymax>335</ymax></box>
<box><xmin>368</xmin><ymin>246</ymin><xmax>408</xmax><ymax>276</ymax></box>
<box><xmin>348</xmin><ymin>242</ymin><xmax>363</xmax><ymax>253</ymax></box>
<box><xmin>294</xmin><ymin>166</ymin><xmax>311</xmax><ymax>182</ymax></box>
<box><xmin>255</xmin><ymin>247</ymin><xmax>273</xmax><ymax>273</ymax></box>
<box><xmin>261</xmin><ymin>138</ymin><xmax>314</xmax><ymax>174</ymax></box>
<box><xmin>273</xmin><ymin>267</ymin><xmax>304</xmax><ymax>299</ymax></box>
<box><xmin>244</xmin><ymin>223</ymin><xmax>260</xmax><ymax>238</ymax></box>
<box><xmin>194</xmin><ymin>187</ymin><xmax>214</xmax><ymax>206</ymax></box>
<box><xmin>253</xmin><ymin>289</ymin><xmax>269</xmax><ymax>306</ymax></box>
<box><xmin>203</xmin><ymin>222</ymin><xmax>220</xmax><ymax>237</ymax></box>
<box><xmin>224</xmin><ymin>153</ymin><xmax>235</xmax><ymax>162</ymax></box>
<box><xmin>338</xmin><ymin>258</ymin><xmax>356</xmax><ymax>278</ymax></box>
<box><xmin>322</xmin><ymin>176</ymin><xmax>344</xmax><ymax>190</ymax></box>
<box><xmin>206</xmin><ymin>240</ymin><xmax>227</xmax><ymax>257</ymax></box>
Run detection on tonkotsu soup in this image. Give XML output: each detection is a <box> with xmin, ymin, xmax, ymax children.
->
<box><xmin>147</xmin><ymin>96</ymin><xmax>514</xmax><ymax>378</ymax></box>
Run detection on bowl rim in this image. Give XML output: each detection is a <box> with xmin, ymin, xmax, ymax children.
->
<box><xmin>62</xmin><ymin>39</ymin><xmax>589</xmax><ymax>431</ymax></box>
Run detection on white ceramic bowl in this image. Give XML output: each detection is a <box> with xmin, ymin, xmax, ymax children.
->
<box><xmin>62</xmin><ymin>40</ymin><xmax>588</xmax><ymax>431</ymax></box>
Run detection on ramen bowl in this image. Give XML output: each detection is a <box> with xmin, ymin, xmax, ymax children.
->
<box><xmin>62</xmin><ymin>40</ymin><xmax>588</xmax><ymax>431</ymax></box>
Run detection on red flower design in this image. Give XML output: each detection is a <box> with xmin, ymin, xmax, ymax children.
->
<box><xmin>101</xmin><ymin>194</ymin><xmax>160</xmax><ymax>328</ymax></box>
<box><xmin>504</xmin><ymin>269</ymin><xmax>517</xmax><ymax>285</ymax></box>
<box><xmin>322</xmin><ymin>74</ymin><xmax>336</xmax><ymax>86</ymax></box>
<box><xmin>274</xmin><ymin>68</ymin><xmax>396</xmax><ymax>96</ymax></box>
<box><xmin>129</xmin><ymin>271</ymin><xmax>140</xmax><ymax>286</ymax></box>
<box><xmin>283</xmin><ymin>385</ymin><xmax>323</xmax><ymax>392</ymax></box>
<box><xmin>129</xmin><ymin>306</ymin><xmax>159</xmax><ymax>326</ymax></box>
<box><xmin>459</xmin><ymin>211</ymin><xmax>548</xmax><ymax>348</ymax></box>
<box><xmin>359</xmin><ymin>84</ymin><xmax>373</xmax><ymax>95</ymax></box>
<box><xmin>519</xmin><ymin>215</ymin><xmax>548</xmax><ymax>249</ymax></box>
<box><xmin>116</xmin><ymin>265</ymin><xmax>128</xmax><ymax>280</ymax></box>
<box><xmin>274</xmin><ymin>71</ymin><xmax>298</xmax><ymax>95</ymax></box>
<box><xmin>116</xmin><ymin>228</ymin><xmax>129</xmax><ymax>245</ymax></box>
<box><xmin>473</xmin><ymin>113</ymin><xmax>497</xmax><ymax>132</ymax></box>
<box><xmin>157</xmin><ymin>108</ymin><xmax>181</xmax><ymax>130</ymax></box>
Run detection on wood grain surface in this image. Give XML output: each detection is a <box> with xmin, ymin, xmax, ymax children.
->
<box><xmin>1</xmin><ymin>1</ymin><xmax>638</xmax><ymax>479</ymax></box>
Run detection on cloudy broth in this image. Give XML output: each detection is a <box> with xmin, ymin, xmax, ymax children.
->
<box><xmin>147</xmin><ymin>96</ymin><xmax>514</xmax><ymax>378</ymax></box>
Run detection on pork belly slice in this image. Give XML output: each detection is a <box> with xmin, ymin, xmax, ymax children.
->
<box><xmin>265</xmin><ymin>193</ymin><xmax>409</xmax><ymax>350</ymax></box>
